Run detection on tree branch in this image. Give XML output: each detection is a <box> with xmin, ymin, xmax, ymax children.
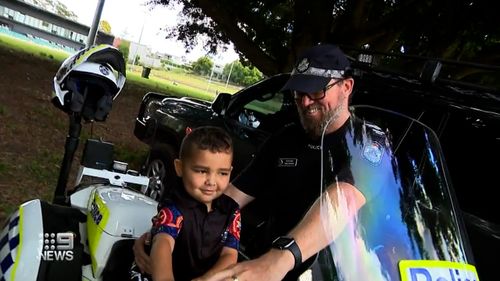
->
<box><xmin>194</xmin><ymin>0</ymin><xmax>282</xmax><ymax>75</ymax></box>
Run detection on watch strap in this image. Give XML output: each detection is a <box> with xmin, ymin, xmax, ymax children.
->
<box><xmin>272</xmin><ymin>236</ymin><xmax>302</xmax><ymax>270</ymax></box>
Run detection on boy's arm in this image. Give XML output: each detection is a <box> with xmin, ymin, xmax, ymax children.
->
<box><xmin>151</xmin><ymin>233</ymin><xmax>176</xmax><ymax>281</ymax></box>
<box><xmin>193</xmin><ymin>246</ymin><xmax>238</xmax><ymax>280</ymax></box>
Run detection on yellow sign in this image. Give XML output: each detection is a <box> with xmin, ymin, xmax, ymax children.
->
<box><xmin>399</xmin><ymin>260</ymin><xmax>479</xmax><ymax>281</ymax></box>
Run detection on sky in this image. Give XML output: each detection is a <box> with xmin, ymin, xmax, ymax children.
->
<box><xmin>57</xmin><ymin>0</ymin><xmax>239</xmax><ymax>64</ymax></box>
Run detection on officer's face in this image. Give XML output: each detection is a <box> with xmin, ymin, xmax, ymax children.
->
<box><xmin>295</xmin><ymin>78</ymin><xmax>353</xmax><ymax>138</ymax></box>
<box><xmin>174</xmin><ymin>148</ymin><xmax>233</xmax><ymax>211</ymax></box>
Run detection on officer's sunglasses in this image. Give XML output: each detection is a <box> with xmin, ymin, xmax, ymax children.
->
<box><xmin>293</xmin><ymin>79</ymin><xmax>344</xmax><ymax>101</ymax></box>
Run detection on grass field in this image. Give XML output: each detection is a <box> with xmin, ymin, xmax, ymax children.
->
<box><xmin>0</xmin><ymin>32</ymin><xmax>70</xmax><ymax>61</ymax></box>
<box><xmin>0</xmin><ymin>33</ymin><xmax>242</xmax><ymax>101</ymax></box>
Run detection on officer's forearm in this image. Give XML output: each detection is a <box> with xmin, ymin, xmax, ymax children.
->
<box><xmin>288</xmin><ymin>182</ymin><xmax>366</xmax><ymax>262</ymax></box>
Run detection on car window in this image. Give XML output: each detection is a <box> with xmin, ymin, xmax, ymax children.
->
<box><xmin>236</xmin><ymin>89</ymin><xmax>297</xmax><ymax>132</ymax></box>
<box><xmin>244</xmin><ymin>91</ymin><xmax>284</xmax><ymax>114</ymax></box>
<box><xmin>224</xmin><ymin>74</ymin><xmax>297</xmax><ymax>132</ymax></box>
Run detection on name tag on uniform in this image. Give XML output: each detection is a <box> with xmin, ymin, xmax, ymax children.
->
<box><xmin>278</xmin><ymin>158</ymin><xmax>298</xmax><ymax>167</ymax></box>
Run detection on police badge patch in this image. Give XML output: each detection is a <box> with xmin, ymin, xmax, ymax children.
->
<box><xmin>362</xmin><ymin>141</ymin><xmax>384</xmax><ymax>165</ymax></box>
<box><xmin>296</xmin><ymin>58</ymin><xmax>310</xmax><ymax>73</ymax></box>
<box><xmin>99</xmin><ymin>64</ymin><xmax>110</xmax><ymax>75</ymax></box>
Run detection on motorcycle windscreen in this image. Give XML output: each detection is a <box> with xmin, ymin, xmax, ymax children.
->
<box><xmin>310</xmin><ymin>106</ymin><xmax>478</xmax><ymax>281</ymax></box>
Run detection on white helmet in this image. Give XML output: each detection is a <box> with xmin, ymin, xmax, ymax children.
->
<box><xmin>53</xmin><ymin>44</ymin><xmax>126</xmax><ymax>121</ymax></box>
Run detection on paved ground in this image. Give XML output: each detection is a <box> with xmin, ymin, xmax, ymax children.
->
<box><xmin>0</xmin><ymin>45</ymin><xmax>153</xmax><ymax>221</ymax></box>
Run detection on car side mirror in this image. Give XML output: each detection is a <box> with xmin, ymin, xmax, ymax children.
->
<box><xmin>211</xmin><ymin>93</ymin><xmax>232</xmax><ymax>116</ymax></box>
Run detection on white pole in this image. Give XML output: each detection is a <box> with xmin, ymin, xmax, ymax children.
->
<box><xmin>86</xmin><ymin>0</ymin><xmax>106</xmax><ymax>48</ymax></box>
<box><xmin>225</xmin><ymin>61</ymin><xmax>234</xmax><ymax>89</ymax></box>
<box><xmin>206</xmin><ymin>63</ymin><xmax>215</xmax><ymax>92</ymax></box>
<box><xmin>132</xmin><ymin>15</ymin><xmax>147</xmax><ymax>65</ymax></box>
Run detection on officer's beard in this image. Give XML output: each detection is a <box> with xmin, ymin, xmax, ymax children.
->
<box><xmin>299</xmin><ymin>102</ymin><xmax>343</xmax><ymax>139</ymax></box>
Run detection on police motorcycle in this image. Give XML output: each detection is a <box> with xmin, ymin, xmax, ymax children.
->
<box><xmin>0</xmin><ymin>45</ymin><xmax>159</xmax><ymax>281</ymax></box>
<box><xmin>290</xmin><ymin>105</ymin><xmax>480</xmax><ymax>281</ymax></box>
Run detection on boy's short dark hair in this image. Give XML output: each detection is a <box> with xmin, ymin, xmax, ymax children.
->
<box><xmin>179</xmin><ymin>126</ymin><xmax>233</xmax><ymax>160</ymax></box>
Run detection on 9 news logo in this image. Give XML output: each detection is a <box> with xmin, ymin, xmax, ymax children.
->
<box><xmin>40</xmin><ymin>232</ymin><xmax>74</xmax><ymax>261</ymax></box>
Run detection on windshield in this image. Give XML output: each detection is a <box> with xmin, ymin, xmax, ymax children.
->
<box><xmin>310</xmin><ymin>105</ymin><xmax>478</xmax><ymax>281</ymax></box>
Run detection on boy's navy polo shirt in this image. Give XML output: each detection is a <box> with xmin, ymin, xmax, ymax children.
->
<box><xmin>152</xmin><ymin>186</ymin><xmax>240</xmax><ymax>281</ymax></box>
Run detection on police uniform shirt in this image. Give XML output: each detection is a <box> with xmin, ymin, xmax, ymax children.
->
<box><xmin>151</xmin><ymin>186</ymin><xmax>241</xmax><ymax>281</ymax></box>
<box><xmin>233</xmin><ymin>119</ymin><xmax>354</xmax><ymax>239</ymax></box>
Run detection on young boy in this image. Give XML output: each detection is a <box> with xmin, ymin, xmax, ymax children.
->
<box><xmin>131</xmin><ymin>126</ymin><xmax>241</xmax><ymax>281</ymax></box>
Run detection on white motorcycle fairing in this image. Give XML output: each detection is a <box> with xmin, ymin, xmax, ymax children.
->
<box><xmin>0</xmin><ymin>200</ymin><xmax>43</xmax><ymax>281</ymax></box>
<box><xmin>74</xmin><ymin>185</ymin><xmax>157</xmax><ymax>279</ymax></box>
<box><xmin>0</xmin><ymin>166</ymin><xmax>158</xmax><ymax>281</ymax></box>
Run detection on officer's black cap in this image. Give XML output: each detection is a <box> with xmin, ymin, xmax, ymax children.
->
<box><xmin>281</xmin><ymin>44</ymin><xmax>351</xmax><ymax>94</ymax></box>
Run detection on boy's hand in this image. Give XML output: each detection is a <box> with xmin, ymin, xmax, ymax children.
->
<box><xmin>133</xmin><ymin>232</ymin><xmax>152</xmax><ymax>274</ymax></box>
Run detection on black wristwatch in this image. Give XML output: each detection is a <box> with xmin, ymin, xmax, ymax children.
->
<box><xmin>271</xmin><ymin>236</ymin><xmax>302</xmax><ymax>270</ymax></box>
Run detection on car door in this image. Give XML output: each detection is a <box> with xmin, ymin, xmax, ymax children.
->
<box><xmin>221</xmin><ymin>74</ymin><xmax>296</xmax><ymax>177</ymax></box>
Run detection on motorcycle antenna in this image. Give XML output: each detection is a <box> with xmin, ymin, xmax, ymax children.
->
<box><xmin>86</xmin><ymin>0</ymin><xmax>106</xmax><ymax>48</ymax></box>
<box><xmin>52</xmin><ymin>0</ymin><xmax>106</xmax><ymax>205</ymax></box>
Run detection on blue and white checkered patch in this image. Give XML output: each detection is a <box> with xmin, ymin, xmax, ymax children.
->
<box><xmin>0</xmin><ymin>210</ymin><xmax>20</xmax><ymax>281</ymax></box>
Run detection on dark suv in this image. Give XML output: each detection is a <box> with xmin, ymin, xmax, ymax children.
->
<box><xmin>134</xmin><ymin>52</ymin><xmax>499</xmax><ymax>279</ymax></box>
<box><xmin>134</xmin><ymin>73</ymin><xmax>298</xmax><ymax>188</ymax></box>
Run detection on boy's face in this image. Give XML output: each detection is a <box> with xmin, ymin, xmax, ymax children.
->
<box><xmin>174</xmin><ymin>148</ymin><xmax>233</xmax><ymax>209</ymax></box>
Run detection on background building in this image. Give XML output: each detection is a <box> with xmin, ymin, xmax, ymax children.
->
<box><xmin>0</xmin><ymin>0</ymin><xmax>112</xmax><ymax>51</ymax></box>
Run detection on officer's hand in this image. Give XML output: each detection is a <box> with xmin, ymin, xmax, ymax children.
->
<box><xmin>133</xmin><ymin>232</ymin><xmax>152</xmax><ymax>274</ymax></box>
<box><xmin>202</xmin><ymin>249</ymin><xmax>293</xmax><ymax>281</ymax></box>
